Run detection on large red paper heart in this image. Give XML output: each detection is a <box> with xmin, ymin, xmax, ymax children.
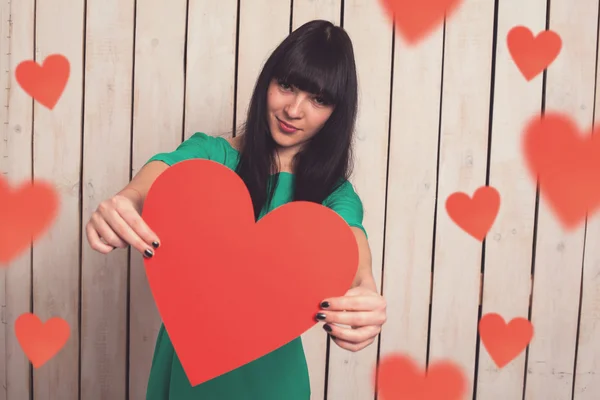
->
<box><xmin>478</xmin><ymin>313</ymin><xmax>533</xmax><ymax>368</ymax></box>
<box><xmin>522</xmin><ymin>112</ymin><xmax>600</xmax><ymax>230</ymax></box>
<box><xmin>15</xmin><ymin>313</ymin><xmax>70</xmax><ymax>368</ymax></box>
<box><xmin>15</xmin><ymin>54</ymin><xmax>70</xmax><ymax>110</ymax></box>
<box><xmin>378</xmin><ymin>0</ymin><xmax>464</xmax><ymax>45</ymax></box>
<box><xmin>0</xmin><ymin>175</ymin><xmax>60</xmax><ymax>265</ymax></box>
<box><xmin>375</xmin><ymin>353</ymin><xmax>467</xmax><ymax>400</ymax></box>
<box><xmin>507</xmin><ymin>26</ymin><xmax>562</xmax><ymax>81</ymax></box>
<box><xmin>142</xmin><ymin>159</ymin><xmax>359</xmax><ymax>386</ymax></box>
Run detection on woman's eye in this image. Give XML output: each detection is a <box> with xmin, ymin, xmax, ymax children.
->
<box><xmin>279</xmin><ymin>81</ymin><xmax>291</xmax><ymax>90</ymax></box>
<box><xmin>313</xmin><ymin>96</ymin><xmax>327</xmax><ymax>106</ymax></box>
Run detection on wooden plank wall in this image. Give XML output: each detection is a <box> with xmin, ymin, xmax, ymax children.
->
<box><xmin>1</xmin><ymin>0</ymin><xmax>600</xmax><ymax>399</ymax></box>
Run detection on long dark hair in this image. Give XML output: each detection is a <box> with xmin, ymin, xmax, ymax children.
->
<box><xmin>235</xmin><ymin>19</ymin><xmax>359</xmax><ymax>219</ymax></box>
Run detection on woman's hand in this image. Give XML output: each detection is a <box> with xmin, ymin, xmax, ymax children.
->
<box><xmin>316</xmin><ymin>286</ymin><xmax>387</xmax><ymax>352</ymax></box>
<box><xmin>85</xmin><ymin>187</ymin><xmax>160</xmax><ymax>258</ymax></box>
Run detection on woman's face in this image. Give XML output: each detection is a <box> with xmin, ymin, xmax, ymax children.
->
<box><xmin>266</xmin><ymin>78</ymin><xmax>335</xmax><ymax>152</ymax></box>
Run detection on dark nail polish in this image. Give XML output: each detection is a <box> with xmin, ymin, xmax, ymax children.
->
<box><xmin>316</xmin><ymin>313</ymin><xmax>326</xmax><ymax>321</ymax></box>
<box><xmin>320</xmin><ymin>301</ymin><xmax>329</xmax><ymax>309</ymax></box>
<box><xmin>144</xmin><ymin>249</ymin><xmax>154</xmax><ymax>258</ymax></box>
<box><xmin>323</xmin><ymin>324</ymin><xmax>332</xmax><ymax>332</ymax></box>
<box><xmin>152</xmin><ymin>241</ymin><xmax>160</xmax><ymax>248</ymax></box>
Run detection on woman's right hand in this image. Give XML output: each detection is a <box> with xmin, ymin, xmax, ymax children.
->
<box><xmin>86</xmin><ymin>188</ymin><xmax>160</xmax><ymax>258</ymax></box>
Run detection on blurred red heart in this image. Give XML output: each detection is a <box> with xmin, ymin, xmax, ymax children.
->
<box><xmin>376</xmin><ymin>353</ymin><xmax>467</xmax><ymax>400</ymax></box>
<box><xmin>0</xmin><ymin>176</ymin><xmax>59</xmax><ymax>265</ymax></box>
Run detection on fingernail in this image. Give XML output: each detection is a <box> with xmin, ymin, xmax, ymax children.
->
<box><xmin>152</xmin><ymin>241</ymin><xmax>160</xmax><ymax>248</ymax></box>
<box><xmin>320</xmin><ymin>301</ymin><xmax>329</xmax><ymax>309</ymax></box>
<box><xmin>323</xmin><ymin>324</ymin><xmax>332</xmax><ymax>332</ymax></box>
<box><xmin>315</xmin><ymin>313</ymin><xmax>326</xmax><ymax>321</ymax></box>
<box><xmin>144</xmin><ymin>249</ymin><xmax>154</xmax><ymax>258</ymax></box>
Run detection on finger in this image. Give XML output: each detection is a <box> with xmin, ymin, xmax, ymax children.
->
<box><xmin>116</xmin><ymin>204</ymin><xmax>160</xmax><ymax>249</ymax></box>
<box><xmin>101</xmin><ymin>208</ymin><xmax>156</xmax><ymax>257</ymax></box>
<box><xmin>86</xmin><ymin>222</ymin><xmax>116</xmax><ymax>254</ymax></box>
<box><xmin>323</xmin><ymin>323</ymin><xmax>380</xmax><ymax>344</ymax></box>
<box><xmin>91</xmin><ymin>214</ymin><xmax>129</xmax><ymax>249</ymax></box>
<box><xmin>330</xmin><ymin>334</ymin><xmax>375</xmax><ymax>352</ymax></box>
<box><xmin>321</xmin><ymin>295</ymin><xmax>384</xmax><ymax>312</ymax></box>
<box><xmin>316</xmin><ymin>310</ymin><xmax>386</xmax><ymax>327</ymax></box>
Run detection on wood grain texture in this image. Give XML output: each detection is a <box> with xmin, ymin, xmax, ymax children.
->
<box><xmin>427</xmin><ymin>1</ymin><xmax>495</xmax><ymax>398</ymax></box>
<box><xmin>79</xmin><ymin>0</ymin><xmax>135</xmax><ymax>398</ymax></box>
<box><xmin>0</xmin><ymin>0</ymin><xmax>35</xmax><ymax>398</ymax></box>
<box><xmin>524</xmin><ymin>0</ymin><xmax>599</xmax><ymax>399</ymax></box>
<box><xmin>31</xmin><ymin>0</ymin><xmax>85</xmax><ymax>398</ymax></box>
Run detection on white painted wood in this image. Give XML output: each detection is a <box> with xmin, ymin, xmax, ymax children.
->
<box><xmin>184</xmin><ymin>0</ymin><xmax>238</xmax><ymax>139</ymax></box>
<box><xmin>427</xmin><ymin>1</ymin><xmax>495</xmax><ymax>398</ymax></box>
<box><xmin>79</xmin><ymin>0</ymin><xmax>135</xmax><ymax>398</ymax></box>
<box><xmin>0</xmin><ymin>0</ymin><xmax>35</xmax><ymax>398</ymax></box>
<box><xmin>475</xmin><ymin>1</ymin><xmax>546</xmax><ymax>398</ymax></box>
<box><xmin>235</xmin><ymin>0</ymin><xmax>291</xmax><ymax>131</ymax></box>
<box><xmin>524</xmin><ymin>0</ymin><xmax>599</xmax><ymax>399</ymax></box>
<box><xmin>326</xmin><ymin>1</ymin><xmax>392</xmax><ymax>399</ymax></box>
<box><xmin>31</xmin><ymin>0</ymin><xmax>84</xmax><ymax>398</ymax></box>
<box><xmin>378</xmin><ymin>8</ymin><xmax>444</xmax><ymax>372</ymax></box>
<box><xmin>291</xmin><ymin>5</ymin><xmax>343</xmax><ymax>399</ymax></box>
<box><xmin>128</xmin><ymin>0</ymin><xmax>187</xmax><ymax>397</ymax></box>
<box><xmin>573</xmin><ymin>15</ymin><xmax>600</xmax><ymax>396</ymax></box>
<box><xmin>293</xmin><ymin>0</ymin><xmax>340</xmax><ymax>27</ymax></box>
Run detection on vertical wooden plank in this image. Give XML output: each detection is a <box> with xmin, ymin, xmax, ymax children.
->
<box><xmin>524</xmin><ymin>0</ymin><xmax>599</xmax><ymax>399</ymax></box>
<box><xmin>573</xmin><ymin>13</ymin><xmax>600</xmax><ymax>397</ymax></box>
<box><xmin>235</xmin><ymin>0</ymin><xmax>291</xmax><ymax>130</ymax></box>
<box><xmin>0</xmin><ymin>0</ymin><xmax>35</xmax><ymax>398</ymax></box>
<box><xmin>290</xmin><ymin>5</ymin><xmax>342</xmax><ymax>398</ymax></box>
<box><xmin>428</xmin><ymin>1</ymin><xmax>495</xmax><ymax>398</ymax></box>
<box><xmin>378</xmin><ymin>7</ymin><xmax>444</xmax><ymax>371</ymax></box>
<box><xmin>183</xmin><ymin>0</ymin><xmax>237</xmax><ymax>139</ymax></box>
<box><xmin>79</xmin><ymin>0</ymin><xmax>135</xmax><ymax>398</ymax></box>
<box><xmin>293</xmin><ymin>0</ymin><xmax>340</xmax><ymax>27</ymax></box>
<box><xmin>326</xmin><ymin>1</ymin><xmax>392</xmax><ymax>398</ymax></box>
<box><xmin>128</xmin><ymin>0</ymin><xmax>187</xmax><ymax>397</ymax></box>
<box><xmin>475</xmin><ymin>1</ymin><xmax>546</xmax><ymax>398</ymax></box>
<box><xmin>32</xmin><ymin>0</ymin><xmax>84</xmax><ymax>398</ymax></box>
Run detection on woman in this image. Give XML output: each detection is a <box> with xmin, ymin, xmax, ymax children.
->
<box><xmin>86</xmin><ymin>19</ymin><xmax>387</xmax><ymax>399</ymax></box>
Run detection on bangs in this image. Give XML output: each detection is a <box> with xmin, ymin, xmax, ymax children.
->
<box><xmin>272</xmin><ymin>36</ymin><xmax>350</xmax><ymax>105</ymax></box>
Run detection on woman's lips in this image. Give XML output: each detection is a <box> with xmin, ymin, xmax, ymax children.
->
<box><xmin>276</xmin><ymin>117</ymin><xmax>299</xmax><ymax>133</ymax></box>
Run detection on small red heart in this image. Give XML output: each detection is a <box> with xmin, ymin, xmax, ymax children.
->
<box><xmin>15</xmin><ymin>54</ymin><xmax>70</xmax><ymax>109</ymax></box>
<box><xmin>479</xmin><ymin>313</ymin><xmax>533</xmax><ymax>368</ymax></box>
<box><xmin>378</xmin><ymin>0</ymin><xmax>464</xmax><ymax>45</ymax></box>
<box><xmin>507</xmin><ymin>26</ymin><xmax>562</xmax><ymax>81</ymax></box>
<box><xmin>522</xmin><ymin>112</ymin><xmax>600</xmax><ymax>230</ymax></box>
<box><xmin>15</xmin><ymin>313</ymin><xmax>70</xmax><ymax>368</ymax></box>
<box><xmin>0</xmin><ymin>175</ymin><xmax>60</xmax><ymax>265</ymax></box>
<box><xmin>445</xmin><ymin>186</ymin><xmax>500</xmax><ymax>241</ymax></box>
<box><xmin>142</xmin><ymin>159</ymin><xmax>358</xmax><ymax>386</ymax></box>
<box><xmin>375</xmin><ymin>353</ymin><xmax>467</xmax><ymax>400</ymax></box>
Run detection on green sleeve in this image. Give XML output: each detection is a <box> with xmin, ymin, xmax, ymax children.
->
<box><xmin>145</xmin><ymin>132</ymin><xmax>214</xmax><ymax>167</ymax></box>
<box><xmin>323</xmin><ymin>180</ymin><xmax>368</xmax><ymax>238</ymax></box>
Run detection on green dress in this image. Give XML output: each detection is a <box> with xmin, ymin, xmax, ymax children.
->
<box><xmin>144</xmin><ymin>132</ymin><xmax>367</xmax><ymax>399</ymax></box>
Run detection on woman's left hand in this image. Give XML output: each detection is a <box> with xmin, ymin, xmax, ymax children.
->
<box><xmin>316</xmin><ymin>286</ymin><xmax>387</xmax><ymax>352</ymax></box>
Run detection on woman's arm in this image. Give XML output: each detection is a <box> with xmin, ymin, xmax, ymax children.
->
<box><xmin>350</xmin><ymin>226</ymin><xmax>378</xmax><ymax>292</ymax></box>
<box><xmin>117</xmin><ymin>160</ymin><xmax>169</xmax><ymax>209</ymax></box>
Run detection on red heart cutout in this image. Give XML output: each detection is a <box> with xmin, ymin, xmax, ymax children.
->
<box><xmin>478</xmin><ymin>313</ymin><xmax>533</xmax><ymax>368</ymax></box>
<box><xmin>445</xmin><ymin>186</ymin><xmax>500</xmax><ymax>241</ymax></box>
<box><xmin>15</xmin><ymin>313</ymin><xmax>70</xmax><ymax>368</ymax></box>
<box><xmin>0</xmin><ymin>175</ymin><xmax>60</xmax><ymax>265</ymax></box>
<box><xmin>142</xmin><ymin>159</ymin><xmax>359</xmax><ymax>386</ymax></box>
<box><xmin>375</xmin><ymin>353</ymin><xmax>467</xmax><ymax>400</ymax></box>
<box><xmin>15</xmin><ymin>54</ymin><xmax>70</xmax><ymax>109</ymax></box>
<box><xmin>378</xmin><ymin>0</ymin><xmax>464</xmax><ymax>45</ymax></box>
<box><xmin>507</xmin><ymin>26</ymin><xmax>562</xmax><ymax>81</ymax></box>
<box><xmin>522</xmin><ymin>112</ymin><xmax>600</xmax><ymax>230</ymax></box>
